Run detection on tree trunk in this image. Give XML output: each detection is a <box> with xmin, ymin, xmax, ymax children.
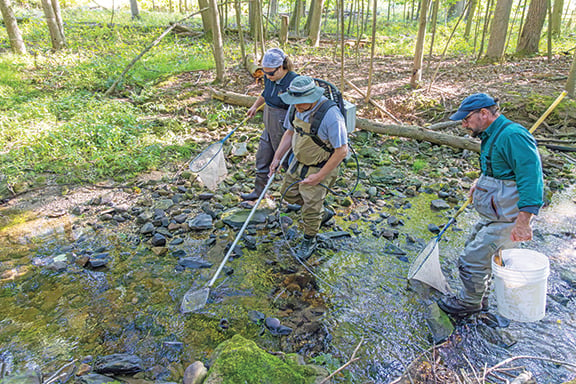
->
<box><xmin>516</xmin><ymin>0</ymin><xmax>547</xmax><ymax>56</ymax></box>
<box><xmin>304</xmin><ymin>0</ymin><xmax>315</xmax><ymax>35</ymax></box>
<box><xmin>464</xmin><ymin>0</ymin><xmax>477</xmax><ymax>37</ymax></box>
<box><xmin>550</xmin><ymin>0</ymin><xmax>563</xmax><ymax>35</ymax></box>
<box><xmin>269</xmin><ymin>0</ymin><xmax>278</xmax><ymax>16</ymax></box>
<box><xmin>308</xmin><ymin>0</ymin><xmax>325</xmax><ymax>46</ymax></box>
<box><xmin>366</xmin><ymin>0</ymin><xmax>377</xmax><ymax>100</ymax></box>
<box><xmin>485</xmin><ymin>0</ymin><xmax>513</xmax><ymax>60</ymax></box>
<box><xmin>41</xmin><ymin>0</ymin><xmax>65</xmax><ymax>50</ymax></box>
<box><xmin>410</xmin><ymin>0</ymin><xmax>430</xmax><ymax>88</ymax></box>
<box><xmin>0</xmin><ymin>0</ymin><xmax>26</xmax><ymax>54</ymax></box>
<box><xmin>208</xmin><ymin>0</ymin><xmax>225</xmax><ymax>81</ymax></box>
<box><xmin>566</xmin><ymin>49</ymin><xmax>576</xmax><ymax>97</ymax></box>
<box><xmin>428</xmin><ymin>0</ymin><xmax>439</xmax><ymax>57</ymax></box>
<box><xmin>476</xmin><ymin>0</ymin><xmax>494</xmax><ymax>60</ymax></box>
<box><xmin>198</xmin><ymin>0</ymin><xmax>212</xmax><ymax>37</ymax></box>
<box><xmin>129</xmin><ymin>0</ymin><xmax>140</xmax><ymax>19</ymax></box>
<box><xmin>289</xmin><ymin>0</ymin><xmax>305</xmax><ymax>35</ymax></box>
<box><xmin>234</xmin><ymin>0</ymin><xmax>245</xmax><ymax>61</ymax></box>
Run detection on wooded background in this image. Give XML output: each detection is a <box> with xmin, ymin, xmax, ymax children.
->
<box><xmin>1</xmin><ymin>0</ymin><xmax>575</xmax><ymax>95</ymax></box>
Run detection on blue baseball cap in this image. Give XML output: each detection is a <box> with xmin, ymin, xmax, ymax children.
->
<box><xmin>450</xmin><ymin>93</ymin><xmax>497</xmax><ymax>121</ymax></box>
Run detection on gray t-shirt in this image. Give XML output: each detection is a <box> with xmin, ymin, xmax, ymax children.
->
<box><xmin>284</xmin><ymin>96</ymin><xmax>348</xmax><ymax>149</ymax></box>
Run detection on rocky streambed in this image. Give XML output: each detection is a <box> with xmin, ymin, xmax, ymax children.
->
<box><xmin>1</xmin><ymin>130</ymin><xmax>575</xmax><ymax>383</ymax></box>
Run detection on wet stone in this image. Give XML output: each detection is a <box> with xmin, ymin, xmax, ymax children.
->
<box><xmin>150</xmin><ymin>233</ymin><xmax>166</xmax><ymax>247</ymax></box>
<box><xmin>155</xmin><ymin>227</ymin><xmax>173</xmax><ymax>238</ymax></box>
<box><xmin>112</xmin><ymin>215</ymin><xmax>126</xmax><ymax>223</ymax></box>
<box><xmin>428</xmin><ymin>224</ymin><xmax>441</xmax><ymax>234</ymax></box>
<box><xmin>152</xmin><ymin>247</ymin><xmax>168</xmax><ymax>256</ymax></box>
<box><xmin>178</xmin><ymin>257</ymin><xmax>212</xmax><ymax>269</ymax></box>
<box><xmin>47</xmin><ymin>261</ymin><xmax>67</xmax><ymax>272</ymax></box>
<box><xmin>172</xmin><ymin>249</ymin><xmax>186</xmax><ymax>258</ymax></box>
<box><xmin>140</xmin><ymin>222</ymin><xmax>155</xmax><ymax>234</ymax></box>
<box><xmin>173</xmin><ymin>214</ymin><xmax>188</xmax><ymax>224</ymax></box>
<box><xmin>198</xmin><ymin>193</ymin><xmax>214</xmax><ymax>200</ymax></box>
<box><xmin>136</xmin><ymin>210</ymin><xmax>153</xmax><ymax>224</ymax></box>
<box><xmin>382</xmin><ymin>243</ymin><xmax>406</xmax><ymax>255</ymax></box>
<box><xmin>156</xmin><ymin>200</ymin><xmax>174</xmax><ymax>211</ymax></box>
<box><xmin>94</xmin><ymin>353</ymin><xmax>143</xmax><ymax>375</ymax></box>
<box><xmin>99</xmin><ymin>213</ymin><xmax>113</xmax><ymax>221</ymax></box>
<box><xmin>431</xmin><ymin>199</ymin><xmax>451</xmax><ymax>210</ymax></box>
<box><xmin>188</xmin><ymin>214</ymin><xmax>213</xmax><ymax>230</ymax></box>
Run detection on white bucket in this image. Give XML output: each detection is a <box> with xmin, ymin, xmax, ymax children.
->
<box><xmin>492</xmin><ymin>249</ymin><xmax>550</xmax><ymax>322</ymax></box>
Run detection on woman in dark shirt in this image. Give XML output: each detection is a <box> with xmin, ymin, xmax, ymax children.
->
<box><xmin>241</xmin><ymin>48</ymin><xmax>298</xmax><ymax>201</ymax></box>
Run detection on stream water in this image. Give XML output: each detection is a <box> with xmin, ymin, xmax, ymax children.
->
<box><xmin>321</xmin><ymin>186</ymin><xmax>576</xmax><ymax>383</ymax></box>
<box><xmin>0</xmin><ymin>185</ymin><xmax>575</xmax><ymax>383</ymax></box>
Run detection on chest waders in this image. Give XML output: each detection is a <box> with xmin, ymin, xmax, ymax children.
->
<box><xmin>459</xmin><ymin>122</ymin><xmax>521</xmax><ymax>306</ymax></box>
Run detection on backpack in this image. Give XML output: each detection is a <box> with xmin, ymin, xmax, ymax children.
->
<box><xmin>288</xmin><ymin>79</ymin><xmax>353</xmax><ymax>153</ymax></box>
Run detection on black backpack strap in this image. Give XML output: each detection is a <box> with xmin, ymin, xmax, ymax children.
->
<box><xmin>289</xmin><ymin>100</ymin><xmax>336</xmax><ymax>154</ymax></box>
<box><xmin>309</xmin><ymin>100</ymin><xmax>336</xmax><ymax>154</ymax></box>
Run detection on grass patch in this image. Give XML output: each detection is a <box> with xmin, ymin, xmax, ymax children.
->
<box><xmin>0</xmin><ymin>9</ymin><xmax>216</xmax><ymax>194</ymax></box>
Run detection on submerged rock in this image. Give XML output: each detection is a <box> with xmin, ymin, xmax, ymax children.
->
<box><xmin>93</xmin><ymin>353</ymin><xmax>143</xmax><ymax>375</ymax></box>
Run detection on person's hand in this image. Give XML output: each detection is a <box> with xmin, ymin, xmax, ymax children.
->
<box><xmin>511</xmin><ymin>222</ymin><xmax>533</xmax><ymax>241</ymax></box>
<box><xmin>469</xmin><ymin>179</ymin><xmax>478</xmax><ymax>199</ymax></box>
<box><xmin>301</xmin><ymin>172</ymin><xmax>324</xmax><ymax>186</ymax></box>
<box><xmin>247</xmin><ymin>105</ymin><xmax>258</xmax><ymax>118</ymax></box>
<box><xmin>510</xmin><ymin>211</ymin><xmax>534</xmax><ymax>242</ymax></box>
<box><xmin>268</xmin><ymin>158</ymin><xmax>280</xmax><ymax>177</ymax></box>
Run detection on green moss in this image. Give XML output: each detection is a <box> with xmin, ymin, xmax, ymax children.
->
<box><xmin>205</xmin><ymin>334</ymin><xmax>317</xmax><ymax>384</ymax></box>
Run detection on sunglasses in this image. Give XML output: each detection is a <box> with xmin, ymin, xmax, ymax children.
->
<box><xmin>463</xmin><ymin>109</ymin><xmax>481</xmax><ymax>122</ymax></box>
<box><xmin>262</xmin><ymin>67</ymin><xmax>280</xmax><ymax>76</ymax></box>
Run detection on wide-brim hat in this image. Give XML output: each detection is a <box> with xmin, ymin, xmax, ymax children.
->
<box><xmin>450</xmin><ymin>93</ymin><xmax>497</xmax><ymax>120</ymax></box>
<box><xmin>279</xmin><ymin>76</ymin><xmax>325</xmax><ymax>105</ymax></box>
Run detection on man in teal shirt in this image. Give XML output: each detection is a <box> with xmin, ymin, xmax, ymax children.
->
<box><xmin>438</xmin><ymin>93</ymin><xmax>544</xmax><ymax>316</ymax></box>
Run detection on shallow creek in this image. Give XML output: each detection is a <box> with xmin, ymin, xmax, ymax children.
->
<box><xmin>0</xmin><ymin>186</ymin><xmax>575</xmax><ymax>383</ymax></box>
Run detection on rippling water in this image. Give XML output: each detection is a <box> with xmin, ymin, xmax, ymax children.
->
<box><xmin>1</xmin><ymin>187</ymin><xmax>574</xmax><ymax>383</ymax></box>
<box><xmin>321</xmin><ymin>187</ymin><xmax>576</xmax><ymax>383</ymax></box>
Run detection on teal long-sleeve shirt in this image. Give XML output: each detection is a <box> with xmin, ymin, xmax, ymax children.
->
<box><xmin>478</xmin><ymin>114</ymin><xmax>544</xmax><ymax>215</ymax></box>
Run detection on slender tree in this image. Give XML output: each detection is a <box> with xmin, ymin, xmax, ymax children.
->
<box><xmin>0</xmin><ymin>0</ymin><xmax>26</xmax><ymax>54</ymax></box>
<box><xmin>550</xmin><ymin>0</ymin><xmax>563</xmax><ymax>35</ymax></box>
<box><xmin>308</xmin><ymin>0</ymin><xmax>325</xmax><ymax>46</ymax></box>
<box><xmin>208</xmin><ymin>0</ymin><xmax>225</xmax><ymax>81</ymax></box>
<box><xmin>410</xmin><ymin>0</ymin><xmax>430</xmax><ymax>88</ymax></box>
<box><xmin>41</xmin><ymin>0</ymin><xmax>65</xmax><ymax>50</ymax></box>
<box><xmin>566</xmin><ymin>49</ymin><xmax>576</xmax><ymax>97</ymax></box>
<box><xmin>129</xmin><ymin>0</ymin><xmax>140</xmax><ymax>19</ymax></box>
<box><xmin>485</xmin><ymin>0</ymin><xmax>514</xmax><ymax>60</ymax></box>
<box><xmin>198</xmin><ymin>0</ymin><xmax>213</xmax><ymax>37</ymax></box>
<box><xmin>516</xmin><ymin>0</ymin><xmax>548</xmax><ymax>55</ymax></box>
<box><xmin>428</xmin><ymin>0</ymin><xmax>439</xmax><ymax>57</ymax></box>
<box><xmin>464</xmin><ymin>0</ymin><xmax>478</xmax><ymax>37</ymax></box>
<box><xmin>234</xmin><ymin>0</ymin><xmax>245</xmax><ymax>60</ymax></box>
<box><xmin>476</xmin><ymin>0</ymin><xmax>494</xmax><ymax>60</ymax></box>
<box><xmin>366</xmin><ymin>0</ymin><xmax>377</xmax><ymax>100</ymax></box>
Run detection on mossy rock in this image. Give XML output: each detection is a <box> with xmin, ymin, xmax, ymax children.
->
<box><xmin>204</xmin><ymin>334</ymin><xmax>318</xmax><ymax>384</ymax></box>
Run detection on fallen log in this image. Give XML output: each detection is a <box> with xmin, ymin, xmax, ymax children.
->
<box><xmin>211</xmin><ymin>89</ymin><xmax>481</xmax><ymax>153</ymax></box>
<box><xmin>209</xmin><ymin>89</ymin><xmax>561</xmax><ymax>167</ymax></box>
<box><xmin>244</xmin><ymin>53</ymin><xmax>262</xmax><ymax>78</ymax></box>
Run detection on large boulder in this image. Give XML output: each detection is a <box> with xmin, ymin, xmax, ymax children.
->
<box><xmin>204</xmin><ymin>334</ymin><xmax>321</xmax><ymax>384</ymax></box>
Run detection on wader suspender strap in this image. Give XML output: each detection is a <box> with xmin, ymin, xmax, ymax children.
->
<box><xmin>484</xmin><ymin>121</ymin><xmax>514</xmax><ymax>177</ymax></box>
<box><xmin>290</xmin><ymin>100</ymin><xmax>337</xmax><ymax>154</ymax></box>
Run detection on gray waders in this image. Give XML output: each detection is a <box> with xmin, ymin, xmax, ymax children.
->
<box><xmin>241</xmin><ymin>105</ymin><xmax>287</xmax><ymax>201</ymax></box>
<box><xmin>457</xmin><ymin>175</ymin><xmax>520</xmax><ymax>305</ymax></box>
